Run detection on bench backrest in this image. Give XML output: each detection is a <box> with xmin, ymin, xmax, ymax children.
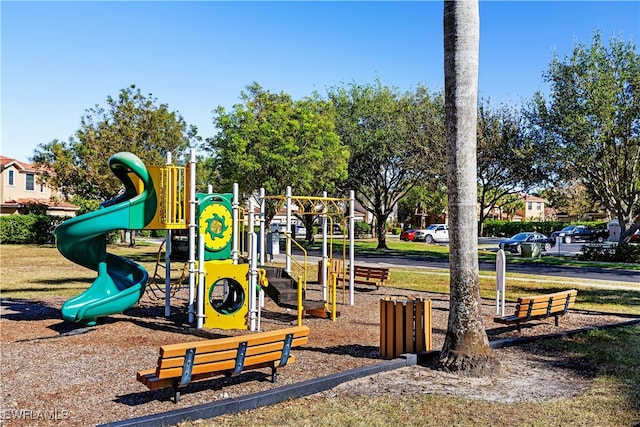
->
<box><xmin>155</xmin><ymin>326</ymin><xmax>310</xmax><ymax>380</ymax></box>
<box><xmin>514</xmin><ymin>289</ymin><xmax>577</xmax><ymax>318</ymax></box>
<box><xmin>351</xmin><ymin>265</ymin><xmax>390</xmax><ymax>281</ymax></box>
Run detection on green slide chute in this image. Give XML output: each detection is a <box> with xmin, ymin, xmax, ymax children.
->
<box><xmin>54</xmin><ymin>152</ymin><xmax>157</xmax><ymax>326</ymax></box>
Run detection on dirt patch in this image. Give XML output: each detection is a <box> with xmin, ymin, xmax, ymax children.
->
<box><xmin>0</xmin><ymin>285</ymin><xmax>636</xmax><ymax>426</ymax></box>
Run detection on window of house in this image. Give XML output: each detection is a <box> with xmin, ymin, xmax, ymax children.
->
<box><xmin>25</xmin><ymin>173</ymin><xmax>35</xmax><ymax>191</ymax></box>
<box><xmin>527</xmin><ymin>202</ymin><xmax>532</xmax><ymax>210</ymax></box>
<box><xmin>8</xmin><ymin>170</ymin><xmax>14</xmax><ymax>186</ymax></box>
<box><xmin>537</xmin><ymin>202</ymin><xmax>541</xmax><ymax>210</ymax></box>
<box><xmin>40</xmin><ymin>182</ymin><xmax>45</xmax><ymax>192</ymax></box>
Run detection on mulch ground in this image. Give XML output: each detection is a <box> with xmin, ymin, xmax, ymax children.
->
<box><xmin>1</xmin><ymin>284</ymin><xmax>638</xmax><ymax>427</ymax></box>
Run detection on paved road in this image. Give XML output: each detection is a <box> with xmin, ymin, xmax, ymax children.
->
<box><xmin>286</xmin><ymin>238</ymin><xmax>640</xmax><ymax>285</ymax></box>
<box><xmin>352</xmin><ymin>252</ymin><xmax>640</xmax><ymax>285</ymax></box>
<box><xmin>143</xmin><ymin>237</ymin><xmax>640</xmax><ymax>286</ymax></box>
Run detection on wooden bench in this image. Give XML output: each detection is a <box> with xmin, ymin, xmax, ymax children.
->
<box><xmin>136</xmin><ymin>325</ymin><xmax>310</xmax><ymax>402</ymax></box>
<box><xmin>349</xmin><ymin>265</ymin><xmax>390</xmax><ymax>288</ymax></box>
<box><xmin>318</xmin><ymin>259</ymin><xmax>390</xmax><ymax>288</ymax></box>
<box><xmin>494</xmin><ymin>289</ymin><xmax>578</xmax><ymax>332</ymax></box>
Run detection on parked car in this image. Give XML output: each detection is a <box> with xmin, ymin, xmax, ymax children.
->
<box><xmin>400</xmin><ymin>229</ymin><xmax>417</xmax><ymax>241</ymax></box>
<box><xmin>415</xmin><ymin>224</ymin><xmax>449</xmax><ymax>243</ymax></box>
<box><xmin>630</xmin><ymin>229</ymin><xmax>640</xmax><ymax>243</ymax></box>
<box><xmin>550</xmin><ymin>225</ymin><xmax>609</xmax><ymax>244</ymax></box>
<box><xmin>499</xmin><ymin>232</ymin><xmax>555</xmax><ymax>254</ymax></box>
<box><xmin>270</xmin><ymin>223</ymin><xmax>307</xmax><ymax>236</ymax></box>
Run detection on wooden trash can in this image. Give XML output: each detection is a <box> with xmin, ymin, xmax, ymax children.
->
<box><xmin>380</xmin><ymin>296</ymin><xmax>432</xmax><ymax>359</ymax></box>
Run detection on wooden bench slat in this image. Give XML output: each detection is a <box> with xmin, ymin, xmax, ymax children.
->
<box><xmin>139</xmin><ymin>356</ymin><xmax>297</xmax><ymax>391</ymax></box>
<box><xmin>159</xmin><ymin>326</ymin><xmax>308</xmax><ymax>358</ymax></box>
<box><xmin>518</xmin><ymin>290</ymin><xmax>577</xmax><ymax>305</ymax></box>
<box><xmin>157</xmin><ymin>351</ymin><xmax>297</xmax><ymax>379</ymax></box>
<box><xmin>157</xmin><ymin>336</ymin><xmax>309</xmax><ymax>370</ymax></box>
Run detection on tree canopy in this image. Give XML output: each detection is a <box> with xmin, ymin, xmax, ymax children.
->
<box><xmin>329</xmin><ymin>80</ymin><xmax>444</xmax><ymax>249</ymax></box>
<box><xmin>204</xmin><ymin>82</ymin><xmax>349</xmax><ymax>229</ymax></box>
<box><xmin>33</xmin><ymin>85</ymin><xmax>196</xmax><ymax>202</ymax></box>
<box><xmin>528</xmin><ymin>32</ymin><xmax>640</xmax><ymax>240</ymax></box>
<box><xmin>476</xmin><ymin>100</ymin><xmax>549</xmax><ymax>234</ymax></box>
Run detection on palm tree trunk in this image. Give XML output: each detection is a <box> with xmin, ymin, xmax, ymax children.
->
<box><xmin>440</xmin><ymin>0</ymin><xmax>499</xmax><ymax>375</ymax></box>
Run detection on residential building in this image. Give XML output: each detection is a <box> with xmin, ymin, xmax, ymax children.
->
<box><xmin>0</xmin><ymin>155</ymin><xmax>79</xmax><ymax>216</ymax></box>
<box><xmin>518</xmin><ymin>194</ymin><xmax>547</xmax><ymax>221</ymax></box>
<box><xmin>483</xmin><ymin>194</ymin><xmax>547</xmax><ymax>222</ymax></box>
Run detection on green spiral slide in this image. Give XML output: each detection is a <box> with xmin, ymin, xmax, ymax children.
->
<box><xmin>54</xmin><ymin>152</ymin><xmax>157</xmax><ymax>326</ymax></box>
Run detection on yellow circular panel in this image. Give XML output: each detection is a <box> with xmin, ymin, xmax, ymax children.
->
<box><xmin>200</xmin><ymin>203</ymin><xmax>233</xmax><ymax>252</ymax></box>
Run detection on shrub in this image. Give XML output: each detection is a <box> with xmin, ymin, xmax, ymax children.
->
<box><xmin>578</xmin><ymin>243</ymin><xmax>640</xmax><ymax>263</ymax></box>
<box><xmin>354</xmin><ymin>221</ymin><xmax>371</xmax><ymax>238</ymax></box>
<box><xmin>482</xmin><ymin>219</ymin><xmax>609</xmax><ymax>238</ymax></box>
<box><xmin>0</xmin><ymin>214</ymin><xmax>65</xmax><ymax>244</ymax></box>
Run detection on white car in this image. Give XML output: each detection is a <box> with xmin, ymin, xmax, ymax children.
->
<box><xmin>270</xmin><ymin>223</ymin><xmax>306</xmax><ymax>236</ymax></box>
<box><xmin>415</xmin><ymin>224</ymin><xmax>449</xmax><ymax>243</ymax></box>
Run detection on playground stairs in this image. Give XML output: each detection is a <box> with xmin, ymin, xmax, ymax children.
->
<box><xmin>260</xmin><ymin>266</ymin><xmax>329</xmax><ymax>318</ymax></box>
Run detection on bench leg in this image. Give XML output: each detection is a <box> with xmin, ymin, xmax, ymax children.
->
<box><xmin>173</xmin><ymin>385</ymin><xmax>181</xmax><ymax>404</ymax></box>
<box><xmin>554</xmin><ymin>315</ymin><xmax>559</xmax><ymax>327</ymax></box>
<box><xmin>516</xmin><ymin>322</ymin><xmax>522</xmax><ymax>333</ymax></box>
<box><xmin>271</xmin><ymin>366</ymin><xmax>278</xmax><ymax>383</ymax></box>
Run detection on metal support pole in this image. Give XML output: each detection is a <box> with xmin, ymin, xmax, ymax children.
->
<box><xmin>164</xmin><ymin>231</ymin><xmax>172</xmax><ymax>317</ymax></box>
<box><xmin>196</xmin><ymin>234</ymin><xmax>205</xmax><ymax>329</ymax></box>
<box><xmin>232</xmin><ymin>183</ymin><xmax>239</xmax><ymax>264</ymax></box>
<box><xmin>349</xmin><ymin>190</ymin><xmax>355</xmax><ymax>306</ymax></box>
<box><xmin>248</xmin><ymin>199</ymin><xmax>258</xmax><ymax>331</ymax></box>
<box><xmin>285</xmin><ymin>186</ymin><xmax>292</xmax><ymax>274</ymax></box>
<box><xmin>188</xmin><ymin>149</ymin><xmax>197</xmax><ymax>323</ymax></box>
<box><xmin>164</xmin><ymin>152</ymin><xmax>173</xmax><ymax>318</ymax></box>
<box><xmin>496</xmin><ymin>249</ymin><xmax>506</xmax><ymax>316</ymax></box>
<box><xmin>321</xmin><ymin>190</ymin><xmax>328</xmax><ymax>301</ymax></box>
<box><xmin>259</xmin><ymin>187</ymin><xmax>266</xmax><ymax>265</ymax></box>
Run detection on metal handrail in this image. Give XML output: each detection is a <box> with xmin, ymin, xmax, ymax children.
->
<box><xmin>282</xmin><ymin>232</ymin><xmax>308</xmax><ymax>289</ymax></box>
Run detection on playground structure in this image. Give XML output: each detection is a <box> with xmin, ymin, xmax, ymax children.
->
<box><xmin>54</xmin><ymin>151</ymin><xmax>358</xmax><ymax>331</ymax></box>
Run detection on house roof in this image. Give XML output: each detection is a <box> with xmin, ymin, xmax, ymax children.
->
<box><xmin>1</xmin><ymin>197</ymin><xmax>79</xmax><ymax>211</ymax></box>
<box><xmin>0</xmin><ymin>155</ymin><xmax>36</xmax><ymax>172</ymax></box>
<box><xmin>521</xmin><ymin>194</ymin><xmax>547</xmax><ymax>203</ymax></box>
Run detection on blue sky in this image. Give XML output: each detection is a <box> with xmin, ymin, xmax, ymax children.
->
<box><xmin>2</xmin><ymin>1</ymin><xmax>639</xmax><ymax>162</ymax></box>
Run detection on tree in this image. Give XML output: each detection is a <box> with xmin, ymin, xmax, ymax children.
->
<box><xmin>476</xmin><ymin>100</ymin><xmax>549</xmax><ymax>235</ymax></box>
<box><xmin>529</xmin><ymin>32</ymin><xmax>640</xmax><ymax>241</ymax></box>
<box><xmin>398</xmin><ymin>181</ymin><xmax>448</xmax><ymax>228</ymax></box>
<box><xmin>440</xmin><ymin>0</ymin><xmax>499</xmax><ymax>375</ymax></box>
<box><xmin>329</xmin><ymin>81</ymin><xmax>444</xmax><ymax>249</ymax></box>
<box><xmin>539</xmin><ymin>181</ymin><xmax>601</xmax><ymax>221</ymax></box>
<box><xmin>33</xmin><ymin>85</ymin><xmax>197</xmax><ymax>202</ymax></box>
<box><xmin>204</xmin><ymin>82</ymin><xmax>349</xmax><ymax>237</ymax></box>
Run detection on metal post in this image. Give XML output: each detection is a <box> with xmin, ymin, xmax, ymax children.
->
<box><xmin>321</xmin><ymin>190</ymin><xmax>328</xmax><ymax>301</ymax></box>
<box><xmin>285</xmin><ymin>186</ymin><xmax>292</xmax><ymax>274</ymax></box>
<box><xmin>349</xmin><ymin>190</ymin><xmax>355</xmax><ymax>305</ymax></box>
<box><xmin>164</xmin><ymin>152</ymin><xmax>172</xmax><ymax>318</ymax></box>
<box><xmin>164</xmin><ymin>231</ymin><xmax>172</xmax><ymax>317</ymax></box>
<box><xmin>496</xmin><ymin>249</ymin><xmax>506</xmax><ymax>316</ymax></box>
<box><xmin>196</xmin><ymin>234</ymin><xmax>205</xmax><ymax>329</ymax></box>
<box><xmin>188</xmin><ymin>149</ymin><xmax>197</xmax><ymax>324</ymax></box>
<box><xmin>259</xmin><ymin>187</ymin><xmax>266</xmax><ymax>265</ymax></box>
<box><xmin>232</xmin><ymin>183</ymin><xmax>239</xmax><ymax>264</ymax></box>
<box><xmin>248</xmin><ymin>199</ymin><xmax>258</xmax><ymax>331</ymax></box>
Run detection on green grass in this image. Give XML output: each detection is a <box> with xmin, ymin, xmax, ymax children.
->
<box><xmin>386</xmin><ymin>268</ymin><xmax>640</xmax><ymax>315</ymax></box>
